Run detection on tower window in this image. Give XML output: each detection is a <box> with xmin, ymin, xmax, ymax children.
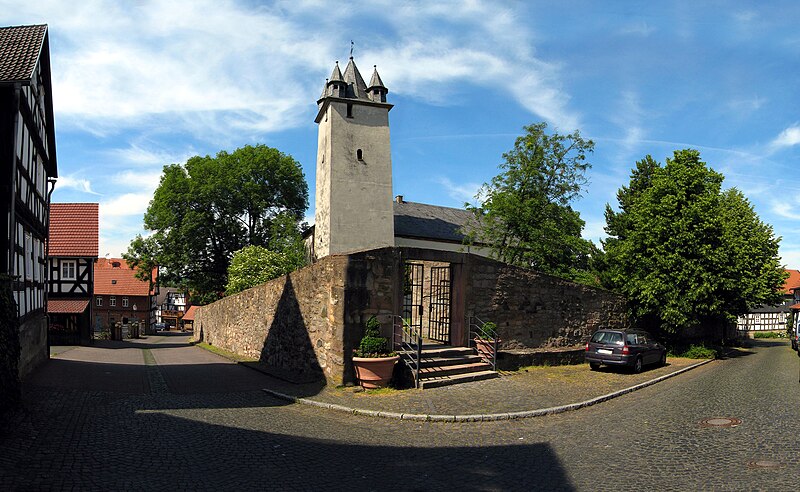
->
<box><xmin>347</xmin><ymin>103</ymin><xmax>353</xmax><ymax>118</ymax></box>
<box><xmin>357</xmin><ymin>149</ymin><xmax>363</xmax><ymax>161</ymax></box>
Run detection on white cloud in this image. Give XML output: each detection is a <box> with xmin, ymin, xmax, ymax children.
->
<box><xmin>53</xmin><ymin>174</ymin><xmax>100</xmax><ymax>195</ymax></box>
<box><xmin>435</xmin><ymin>177</ymin><xmax>482</xmax><ymax>206</ymax></box>
<box><xmin>101</xmin><ymin>193</ymin><xmax>152</xmax><ymax>217</ymax></box>
<box><xmin>780</xmin><ymin>248</ymin><xmax>800</xmax><ymax>269</ymax></box>
<box><xmin>770</xmin><ymin>124</ymin><xmax>800</xmax><ymax>150</ymax></box>
<box><xmin>618</xmin><ymin>21</ymin><xmax>656</xmax><ymax>37</ymax></box>
<box><xmin>771</xmin><ymin>201</ymin><xmax>800</xmax><ymax>221</ymax></box>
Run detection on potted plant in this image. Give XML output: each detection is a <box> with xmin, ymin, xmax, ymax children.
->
<box><xmin>473</xmin><ymin>321</ymin><xmax>498</xmax><ymax>358</ymax></box>
<box><xmin>352</xmin><ymin>316</ymin><xmax>399</xmax><ymax>389</ymax></box>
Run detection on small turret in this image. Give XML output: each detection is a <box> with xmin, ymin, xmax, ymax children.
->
<box><xmin>326</xmin><ymin>61</ymin><xmax>346</xmax><ymax>98</ymax></box>
<box><xmin>367</xmin><ymin>65</ymin><xmax>388</xmax><ymax>103</ymax></box>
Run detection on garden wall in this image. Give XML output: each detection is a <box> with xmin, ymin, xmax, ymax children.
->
<box><xmin>193</xmin><ymin>248</ymin><xmax>401</xmax><ymax>386</ymax></box>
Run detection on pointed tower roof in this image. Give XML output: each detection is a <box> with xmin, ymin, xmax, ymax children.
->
<box><xmin>329</xmin><ymin>61</ymin><xmax>344</xmax><ymax>83</ymax></box>
<box><xmin>368</xmin><ymin>65</ymin><xmax>386</xmax><ymax>91</ymax></box>
<box><xmin>342</xmin><ymin>56</ymin><xmax>368</xmax><ymax>99</ymax></box>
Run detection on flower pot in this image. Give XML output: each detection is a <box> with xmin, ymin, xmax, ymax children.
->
<box><xmin>352</xmin><ymin>355</ymin><xmax>400</xmax><ymax>389</ymax></box>
<box><xmin>474</xmin><ymin>338</ymin><xmax>497</xmax><ymax>359</ymax></box>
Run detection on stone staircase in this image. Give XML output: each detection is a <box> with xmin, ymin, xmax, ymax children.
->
<box><xmin>402</xmin><ymin>344</ymin><xmax>499</xmax><ymax>389</ymax></box>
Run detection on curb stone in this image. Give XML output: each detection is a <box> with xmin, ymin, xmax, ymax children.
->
<box><xmin>261</xmin><ymin>358</ymin><xmax>715</xmax><ymax>422</ymax></box>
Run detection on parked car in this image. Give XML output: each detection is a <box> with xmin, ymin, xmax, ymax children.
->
<box><xmin>585</xmin><ymin>329</ymin><xmax>667</xmax><ymax>373</ymax></box>
<box><xmin>792</xmin><ymin>327</ymin><xmax>798</xmax><ymax>351</ymax></box>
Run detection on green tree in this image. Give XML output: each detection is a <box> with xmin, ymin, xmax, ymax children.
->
<box><xmin>225</xmin><ymin>245</ymin><xmax>302</xmax><ymax>295</ymax></box>
<box><xmin>125</xmin><ymin>144</ymin><xmax>308</xmax><ymax>303</ymax></box>
<box><xmin>603</xmin><ymin>149</ymin><xmax>786</xmax><ymax>340</ymax></box>
<box><xmin>465</xmin><ymin>122</ymin><xmax>597</xmax><ymax>282</ymax></box>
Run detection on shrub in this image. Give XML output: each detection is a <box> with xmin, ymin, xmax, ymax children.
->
<box><xmin>355</xmin><ymin>316</ymin><xmax>394</xmax><ymax>358</ymax></box>
<box><xmin>753</xmin><ymin>331</ymin><xmax>785</xmax><ymax>339</ymax></box>
<box><xmin>679</xmin><ymin>344</ymin><xmax>717</xmax><ymax>359</ymax></box>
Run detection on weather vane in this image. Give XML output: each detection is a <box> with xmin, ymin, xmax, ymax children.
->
<box><xmin>350</xmin><ymin>40</ymin><xmax>354</xmax><ymax>58</ymax></box>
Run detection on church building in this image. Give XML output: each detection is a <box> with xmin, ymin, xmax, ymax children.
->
<box><xmin>304</xmin><ymin>56</ymin><xmax>490</xmax><ymax>261</ymax></box>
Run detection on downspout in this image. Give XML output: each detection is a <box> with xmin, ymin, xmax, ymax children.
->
<box><xmin>44</xmin><ymin>177</ymin><xmax>57</xmax><ymax>347</ymax></box>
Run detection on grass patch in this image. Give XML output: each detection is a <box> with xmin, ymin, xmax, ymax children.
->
<box><xmin>196</xmin><ymin>342</ymin><xmax>257</xmax><ymax>362</ymax></box>
<box><xmin>753</xmin><ymin>331</ymin><xmax>786</xmax><ymax>339</ymax></box>
<box><xmin>669</xmin><ymin>344</ymin><xmax>717</xmax><ymax>359</ymax></box>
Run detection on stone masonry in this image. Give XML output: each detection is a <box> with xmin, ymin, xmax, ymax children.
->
<box><xmin>194</xmin><ymin>247</ymin><xmax>627</xmax><ymax>386</ymax></box>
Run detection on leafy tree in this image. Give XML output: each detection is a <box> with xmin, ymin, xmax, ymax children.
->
<box><xmin>602</xmin><ymin>149</ymin><xmax>786</xmax><ymax>340</ymax></box>
<box><xmin>465</xmin><ymin>122</ymin><xmax>597</xmax><ymax>282</ymax></box>
<box><xmin>225</xmin><ymin>245</ymin><xmax>302</xmax><ymax>295</ymax></box>
<box><xmin>125</xmin><ymin>144</ymin><xmax>308</xmax><ymax>303</ymax></box>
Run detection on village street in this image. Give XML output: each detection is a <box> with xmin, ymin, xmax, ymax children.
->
<box><xmin>1</xmin><ymin>333</ymin><xmax>799</xmax><ymax>491</ymax></box>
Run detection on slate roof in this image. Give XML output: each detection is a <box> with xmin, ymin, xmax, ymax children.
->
<box><xmin>94</xmin><ymin>258</ymin><xmax>152</xmax><ymax>296</ymax></box>
<box><xmin>48</xmin><ymin>298</ymin><xmax>90</xmax><ymax>314</ymax></box>
<box><xmin>319</xmin><ymin>57</ymin><xmax>386</xmax><ymax>101</ymax></box>
<box><xmin>182</xmin><ymin>305</ymin><xmax>198</xmax><ymax>322</ymax></box>
<box><xmin>0</xmin><ymin>24</ymin><xmax>47</xmax><ymax>83</ymax></box>
<box><xmin>48</xmin><ymin>203</ymin><xmax>100</xmax><ymax>257</ymax></box>
<box><xmin>393</xmin><ymin>199</ymin><xmax>479</xmax><ymax>243</ymax></box>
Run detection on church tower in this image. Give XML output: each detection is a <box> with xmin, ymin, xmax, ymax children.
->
<box><xmin>312</xmin><ymin>57</ymin><xmax>394</xmax><ymax>259</ymax></box>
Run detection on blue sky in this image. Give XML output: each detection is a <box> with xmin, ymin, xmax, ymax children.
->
<box><xmin>3</xmin><ymin>1</ymin><xmax>799</xmax><ymax>266</ymax></box>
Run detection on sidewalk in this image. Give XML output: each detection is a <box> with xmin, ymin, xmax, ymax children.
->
<box><xmin>251</xmin><ymin>355</ymin><xmax>715</xmax><ymax>420</ymax></box>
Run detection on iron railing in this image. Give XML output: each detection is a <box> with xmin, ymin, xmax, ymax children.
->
<box><xmin>469</xmin><ymin>315</ymin><xmax>498</xmax><ymax>371</ymax></box>
<box><xmin>393</xmin><ymin>315</ymin><xmax>423</xmax><ymax>388</ymax></box>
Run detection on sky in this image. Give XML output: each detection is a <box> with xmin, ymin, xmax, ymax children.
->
<box><xmin>3</xmin><ymin>1</ymin><xmax>799</xmax><ymax>266</ymax></box>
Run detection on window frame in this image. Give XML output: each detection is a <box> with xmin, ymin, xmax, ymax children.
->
<box><xmin>61</xmin><ymin>260</ymin><xmax>77</xmax><ymax>280</ymax></box>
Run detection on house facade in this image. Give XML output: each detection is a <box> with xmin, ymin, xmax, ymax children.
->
<box><xmin>93</xmin><ymin>258</ymin><xmax>157</xmax><ymax>336</ymax></box>
<box><xmin>0</xmin><ymin>24</ymin><xmax>58</xmax><ymax>378</ymax></box>
<box><xmin>47</xmin><ymin>203</ymin><xmax>98</xmax><ymax>344</ymax></box>
<box><xmin>156</xmin><ymin>288</ymin><xmax>187</xmax><ymax>328</ymax></box>
<box><xmin>736</xmin><ymin>269</ymin><xmax>800</xmax><ymax>333</ymax></box>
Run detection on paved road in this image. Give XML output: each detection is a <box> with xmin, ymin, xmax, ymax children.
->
<box><xmin>1</xmin><ymin>334</ymin><xmax>799</xmax><ymax>490</ymax></box>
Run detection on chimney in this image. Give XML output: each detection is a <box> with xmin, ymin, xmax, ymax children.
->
<box><xmin>395</xmin><ymin>195</ymin><xmax>404</xmax><ymax>203</ymax></box>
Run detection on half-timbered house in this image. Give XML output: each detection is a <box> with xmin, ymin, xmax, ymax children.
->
<box><xmin>94</xmin><ymin>258</ymin><xmax>158</xmax><ymax>336</ymax></box>
<box><xmin>47</xmin><ymin>203</ymin><xmax>99</xmax><ymax>344</ymax></box>
<box><xmin>0</xmin><ymin>24</ymin><xmax>58</xmax><ymax>378</ymax></box>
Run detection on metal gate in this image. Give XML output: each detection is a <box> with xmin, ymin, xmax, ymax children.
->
<box><xmin>427</xmin><ymin>266</ymin><xmax>451</xmax><ymax>343</ymax></box>
<box><xmin>402</xmin><ymin>262</ymin><xmax>424</xmax><ymax>335</ymax></box>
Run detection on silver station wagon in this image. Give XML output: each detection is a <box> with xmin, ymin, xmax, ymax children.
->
<box><xmin>585</xmin><ymin>329</ymin><xmax>667</xmax><ymax>373</ymax></box>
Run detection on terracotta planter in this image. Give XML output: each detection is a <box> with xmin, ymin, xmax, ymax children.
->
<box><xmin>352</xmin><ymin>355</ymin><xmax>399</xmax><ymax>389</ymax></box>
<box><xmin>474</xmin><ymin>338</ymin><xmax>497</xmax><ymax>359</ymax></box>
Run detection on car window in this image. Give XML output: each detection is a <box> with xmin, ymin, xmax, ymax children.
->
<box><xmin>626</xmin><ymin>334</ymin><xmax>637</xmax><ymax>345</ymax></box>
<box><xmin>591</xmin><ymin>331</ymin><xmax>623</xmax><ymax>345</ymax></box>
<box><xmin>638</xmin><ymin>334</ymin><xmax>649</xmax><ymax>344</ymax></box>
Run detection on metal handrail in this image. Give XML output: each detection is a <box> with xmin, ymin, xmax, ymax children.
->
<box><xmin>393</xmin><ymin>315</ymin><xmax>423</xmax><ymax>388</ymax></box>
<box><xmin>468</xmin><ymin>315</ymin><xmax>498</xmax><ymax>371</ymax></box>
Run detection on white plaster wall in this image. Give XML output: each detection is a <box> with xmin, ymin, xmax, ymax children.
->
<box><xmin>315</xmin><ymin>100</ymin><xmax>394</xmax><ymax>258</ymax></box>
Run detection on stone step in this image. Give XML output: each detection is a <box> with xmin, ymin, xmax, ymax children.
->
<box><xmin>419</xmin><ymin>361</ymin><xmax>493</xmax><ymax>378</ymax></box>
<box><xmin>418</xmin><ymin>370</ymin><xmax>499</xmax><ymax>389</ymax></box>
<box><xmin>400</xmin><ymin>345</ymin><xmax>474</xmax><ymax>359</ymax></box>
<box><xmin>418</xmin><ymin>354</ymin><xmax>484</xmax><ymax>368</ymax></box>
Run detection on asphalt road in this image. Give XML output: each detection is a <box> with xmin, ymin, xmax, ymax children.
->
<box><xmin>1</xmin><ymin>334</ymin><xmax>798</xmax><ymax>491</ymax></box>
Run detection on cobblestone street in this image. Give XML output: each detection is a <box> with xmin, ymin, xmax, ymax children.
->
<box><xmin>1</xmin><ymin>334</ymin><xmax>799</xmax><ymax>491</ymax></box>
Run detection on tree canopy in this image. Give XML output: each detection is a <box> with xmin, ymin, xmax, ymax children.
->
<box><xmin>602</xmin><ymin>149</ymin><xmax>786</xmax><ymax>339</ymax></box>
<box><xmin>225</xmin><ymin>245</ymin><xmax>301</xmax><ymax>296</ymax></box>
<box><xmin>465</xmin><ymin>122</ymin><xmax>597</xmax><ymax>283</ymax></box>
<box><xmin>125</xmin><ymin>144</ymin><xmax>309</xmax><ymax>304</ymax></box>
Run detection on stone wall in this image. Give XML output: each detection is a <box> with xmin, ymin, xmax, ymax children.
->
<box><xmin>18</xmin><ymin>313</ymin><xmax>48</xmax><ymax>380</ymax></box>
<box><xmin>193</xmin><ymin>248</ymin><xmax>401</xmax><ymax>386</ymax></box>
<box><xmin>0</xmin><ymin>278</ymin><xmax>20</xmax><ymax>414</ymax></box>
<box><xmin>463</xmin><ymin>255</ymin><xmax>628</xmax><ymax>349</ymax></box>
<box><xmin>193</xmin><ymin>247</ymin><xmax>627</xmax><ymax>385</ymax></box>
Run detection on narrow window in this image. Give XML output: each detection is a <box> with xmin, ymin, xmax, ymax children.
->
<box><xmin>62</xmin><ymin>260</ymin><xmax>76</xmax><ymax>280</ymax></box>
<box><xmin>357</xmin><ymin>149</ymin><xmax>363</xmax><ymax>161</ymax></box>
<box><xmin>123</xmin><ymin>297</ymin><xmax>129</xmax><ymax>308</ymax></box>
<box><xmin>110</xmin><ymin>296</ymin><xmax>116</xmax><ymax>307</ymax></box>
<box><xmin>96</xmin><ymin>297</ymin><xmax>103</xmax><ymax>307</ymax></box>
<box><xmin>346</xmin><ymin>103</ymin><xmax>353</xmax><ymax>118</ymax></box>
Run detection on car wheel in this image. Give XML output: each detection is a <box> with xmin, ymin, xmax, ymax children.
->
<box><xmin>633</xmin><ymin>357</ymin><xmax>643</xmax><ymax>374</ymax></box>
<box><xmin>660</xmin><ymin>352</ymin><xmax>667</xmax><ymax>367</ymax></box>
<box><xmin>589</xmin><ymin>362</ymin><xmax>601</xmax><ymax>371</ymax></box>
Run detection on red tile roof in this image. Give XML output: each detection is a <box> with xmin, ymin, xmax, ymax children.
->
<box><xmin>94</xmin><ymin>258</ymin><xmax>151</xmax><ymax>296</ymax></box>
<box><xmin>49</xmin><ymin>203</ymin><xmax>99</xmax><ymax>257</ymax></box>
<box><xmin>182</xmin><ymin>305</ymin><xmax>198</xmax><ymax>322</ymax></box>
<box><xmin>48</xmin><ymin>298</ymin><xmax>89</xmax><ymax>314</ymax></box>
<box><xmin>790</xmin><ymin>303</ymin><xmax>800</xmax><ymax>310</ymax></box>
<box><xmin>783</xmin><ymin>269</ymin><xmax>800</xmax><ymax>294</ymax></box>
<box><xmin>0</xmin><ymin>24</ymin><xmax>46</xmax><ymax>83</ymax></box>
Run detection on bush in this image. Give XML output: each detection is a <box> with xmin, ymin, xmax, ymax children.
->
<box><xmin>753</xmin><ymin>331</ymin><xmax>785</xmax><ymax>339</ymax></box>
<box><xmin>679</xmin><ymin>344</ymin><xmax>717</xmax><ymax>359</ymax></box>
<box><xmin>355</xmin><ymin>316</ymin><xmax>394</xmax><ymax>358</ymax></box>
